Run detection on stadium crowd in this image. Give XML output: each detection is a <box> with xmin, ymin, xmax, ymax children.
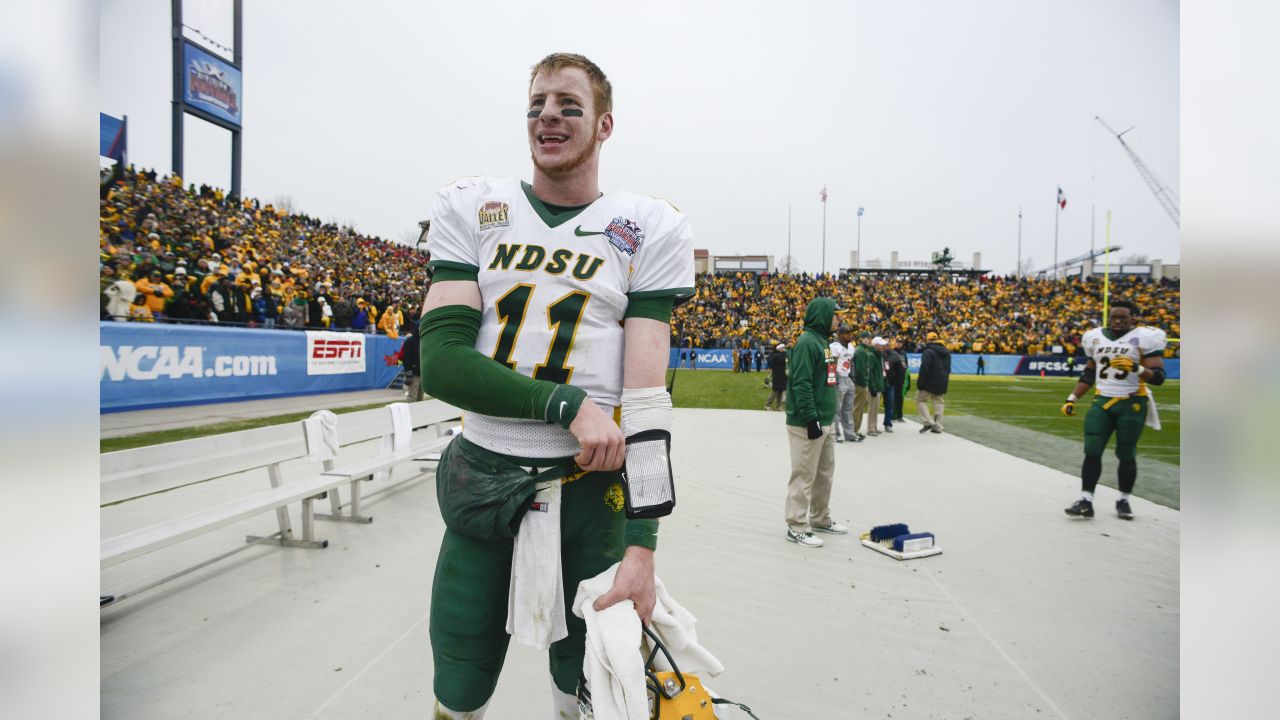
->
<box><xmin>673</xmin><ymin>271</ymin><xmax>1180</xmax><ymax>358</ymax></box>
<box><xmin>99</xmin><ymin>168</ymin><xmax>426</xmax><ymax>338</ymax></box>
<box><xmin>99</xmin><ymin>170</ymin><xmax>1179</xmax><ymax>359</ymax></box>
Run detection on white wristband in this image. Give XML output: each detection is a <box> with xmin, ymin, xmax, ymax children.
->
<box><xmin>1067</xmin><ymin>394</ymin><xmax>1078</xmax><ymax>402</ymax></box>
<box><xmin>621</xmin><ymin>386</ymin><xmax>672</xmax><ymax>437</ymax></box>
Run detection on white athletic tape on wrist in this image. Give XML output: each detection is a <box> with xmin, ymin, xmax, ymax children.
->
<box><xmin>621</xmin><ymin>386</ymin><xmax>672</xmax><ymax>437</ymax></box>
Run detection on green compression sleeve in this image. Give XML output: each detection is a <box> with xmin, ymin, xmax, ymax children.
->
<box><xmin>420</xmin><ymin>305</ymin><xmax>587</xmax><ymax>427</ymax></box>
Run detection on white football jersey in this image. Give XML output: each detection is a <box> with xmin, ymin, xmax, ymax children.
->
<box><xmin>427</xmin><ymin>177</ymin><xmax>694</xmax><ymax>458</ymax></box>
<box><xmin>1080</xmin><ymin>326</ymin><xmax>1167</xmax><ymax>398</ymax></box>
<box><xmin>829</xmin><ymin>341</ymin><xmax>854</xmax><ymax>378</ymax></box>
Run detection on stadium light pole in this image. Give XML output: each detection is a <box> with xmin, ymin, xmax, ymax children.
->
<box><xmin>1017</xmin><ymin>206</ymin><xmax>1023</xmax><ymax>277</ymax></box>
<box><xmin>821</xmin><ymin>185</ymin><xmax>827</xmax><ymax>275</ymax></box>
<box><xmin>856</xmin><ymin>206</ymin><xmax>864</xmax><ymax>275</ymax></box>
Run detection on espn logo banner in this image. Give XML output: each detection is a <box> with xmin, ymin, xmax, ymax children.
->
<box><xmin>306</xmin><ymin>331</ymin><xmax>366</xmax><ymax>375</ymax></box>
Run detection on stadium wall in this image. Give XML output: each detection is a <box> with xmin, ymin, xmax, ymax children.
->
<box><xmin>668</xmin><ymin>349</ymin><xmax>1180</xmax><ymax>379</ymax></box>
<box><xmin>100</xmin><ymin>322</ymin><xmax>405</xmax><ymax>412</ymax></box>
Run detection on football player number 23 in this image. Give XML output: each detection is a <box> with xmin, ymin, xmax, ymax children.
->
<box><xmin>1097</xmin><ymin>356</ymin><xmax>1129</xmax><ymax>381</ymax></box>
<box><xmin>492</xmin><ymin>283</ymin><xmax>590</xmax><ymax>384</ymax></box>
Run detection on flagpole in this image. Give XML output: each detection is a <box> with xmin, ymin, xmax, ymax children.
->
<box><xmin>1017</xmin><ymin>206</ymin><xmax>1023</xmax><ymax>277</ymax></box>
<box><xmin>1053</xmin><ymin>194</ymin><xmax>1060</xmax><ymax>278</ymax></box>
<box><xmin>821</xmin><ymin>185</ymin><xmax>827</xmax><ymax>275</ymax></box>
<box><xmin>856</xmin><ymin>209</ymin><xmax>862</xmax><ymax>275</ymax></box>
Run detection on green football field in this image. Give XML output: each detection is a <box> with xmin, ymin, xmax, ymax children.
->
<box><xmin>668</xmin><ymin>369</ymin><xmax>1181</xmax><ymax>508</ymax></box>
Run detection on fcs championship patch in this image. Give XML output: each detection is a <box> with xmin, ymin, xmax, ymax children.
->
<box><xmin>478</xmin><ymin>200</ymin><xmax>511</xmax><ymax>231</ymax></box>
<box><xmin>603</xmin><ymin>217</ymin><xmax>644</xmax><ymax>256</ymax></box>
<box><xmin>604</xmin><ymin>482</ymin><xmax>626</xmax><ymax>512</ymax></box>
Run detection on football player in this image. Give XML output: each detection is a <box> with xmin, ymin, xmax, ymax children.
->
<box><xmin>1060</xmin><ymin>300</ymin><xmax>1167</xmax><ymax>520</ymax></box>
<box><xmin>419</xmin><ymin>53</ymin><xmax>694</xmax><ymax>717</ymax></box>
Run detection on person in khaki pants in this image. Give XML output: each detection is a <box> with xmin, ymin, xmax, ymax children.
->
<box><xmin>851</xmin><ymin>332</ymin><xmax>875</xmax><ymax>439</ymax></box>
<box><xmin>916</xmin><ymin>331</ymin><xmax>951</xmax><ymax>433</ymax></box>
<box><xmin>784</xmin><ymin>297</ymin><xmax>849</xmax><ymax>548</ymax></box>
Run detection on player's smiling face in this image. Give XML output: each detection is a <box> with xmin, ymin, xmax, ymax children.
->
<box><xmin>527</xmin><ymin>67</ymin><xmax>612</xmax><ymax>177</ymax></box>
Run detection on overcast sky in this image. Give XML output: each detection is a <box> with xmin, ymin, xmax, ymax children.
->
<box><xmin>100</xmin><ymin>0</ymin><xmax>1179</xmax><ymax>275</ymax></box>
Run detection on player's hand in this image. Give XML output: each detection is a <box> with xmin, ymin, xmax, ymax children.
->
<box><xmin>1061</xmin><ymin>400</ymin><xmax>1076</xmax><ymax>416</ymax></box>
<box><xmin>1109</xmin><ymin>356</ymin><xmax>1135</xmax><ymax>373</ymax></box>
<box><xmin>568</xmin><ymin>399</ymin><xmax>626</xmax><ymax>472</ymax></box>
<box><xmin>806</xmin><ymin>421</ymin><xmax>823</xmax><ymax>439</ymax></box>
<box><xmin>593</xmin><ymin>545</ymin><xmax>656</xmax><ymax>625</ymax></box>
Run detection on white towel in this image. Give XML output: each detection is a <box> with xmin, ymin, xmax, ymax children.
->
<box><xmin>506</xmin><ymin>479</ymin><xmax>567</xmax><ymax>650</ymax></box>
<box><xmin>303</xmin><ymin>410</ymin><xmax>339</xmax><ymax>462</ymax></box>
<box><xmin>646</xmin><ymin>577</ymin><xmax>724</xmax><ymax>679</ymax></box>
<box><xmin>373</xmin><ymin>402</ymin><xmax>413</xmax><ymax>482</ymax></box>
<box><xmin>1145</xmin><ymin>389</ymin><xmax>1162</xmax><ymax>430</ymax></box>
<box><xmin>572</xmin><ymin>564</ymin><xmax>724</xmax><ymax>720</ymax></box>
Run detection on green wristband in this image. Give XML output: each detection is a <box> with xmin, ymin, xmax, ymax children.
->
<box><xmin>545</xmin><ymin>383</ymin><xmax>588</xmax><ymax>428</ymax></box>
<box><xmin>624</xmin><ymin>518</ymin><xmax>659</xmax><ymax>551</ymax></box>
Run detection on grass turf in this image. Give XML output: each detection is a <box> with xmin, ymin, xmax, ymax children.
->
<box><xmin>669</xmin><ymin>368</ymin><xmax>1181</xmax><ymax>507</ymax></box>
<box><xmin>670</xmin><ymin>370</ymin><xmax>1179</xmax><ymax>463</ymax></box>
<box><xmin>99</xmin><ymin>402</ymin><xmax>391</xmax><ymax>454</ymax></box>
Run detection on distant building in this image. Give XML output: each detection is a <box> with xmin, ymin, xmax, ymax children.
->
<box><xmin>694</xmin><ymin>248</ymin><xmax>710</xmax><ymax>274</ymax></box>
<box><xmin>711</xmin><ymin>254</ymin><xmax>773</xmax><ymax>274</ymax></box>
<box><xmin>693</xmin><ymin>250</ymin><xmax>774</xmax><ymax>274</ymax></box>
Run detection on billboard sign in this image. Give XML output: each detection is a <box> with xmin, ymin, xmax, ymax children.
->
<box><xmin>99</xmin><ymin>113</ymin><xmax>126</xmax><ymax>161</ymax></box>
<box><xmin>183</xmin><ymin>41</ymin><xmax>242</xmax><ymax>127</ymax></box>
<box><xmin>100</xmin><ymin>323</ymin><xmax>402</xmax><ymax>412</ymax></box>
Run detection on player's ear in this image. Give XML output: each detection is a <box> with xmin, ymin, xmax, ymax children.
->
<box><xmin>596</xmin><ymin>111</ymin><xmax>613</xmax><ymax>143</ymax></box>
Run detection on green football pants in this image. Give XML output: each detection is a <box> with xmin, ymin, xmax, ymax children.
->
<box><xmin>430</xmin><ymin>469</ymin><xmax>625</xmax><ymax>712</ymax></box>
<box><xmin>1083</xmin><ymin>394</ymin><xmax>1148</xmax><ymax>461</ymax></box>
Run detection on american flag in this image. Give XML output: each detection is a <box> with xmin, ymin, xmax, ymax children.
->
<box><xmin>820</xmin><ymin>185</ymin><xmax>827</xmax><ymax>203</ymax></box>
<box><xmin>858</xmin><ymin>206</ymin><xmax>864</xmax><ymax>217</ymax></box>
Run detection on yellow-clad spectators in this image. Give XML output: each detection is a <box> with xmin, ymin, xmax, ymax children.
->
<box><xmin>673</xmin><ymin>271</ymin><xmax>1180</xmax><ymax>357</ymax></box>
<box><xmin>100</xmin><ymin>169</ymin><xmax>1179</xmax><ymax>356</ymax></box>
<box><xmin>100</xmin><ymin>168</ymin><xmax>429</xmax><ymax>330</ymax></box>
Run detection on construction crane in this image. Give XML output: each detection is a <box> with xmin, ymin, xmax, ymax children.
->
<box><xmin>1095</xmin><ymin>116</ymin><xmax>1180</xmax><ymax>227</ymax></box>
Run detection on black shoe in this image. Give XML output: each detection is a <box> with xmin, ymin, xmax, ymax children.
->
<box><xmin>855</xmin><ymin>433</ymin><xmax>866</xmax><ymax>441</ymax></box>
<box><xmin>918</xmin><ymin>424</ymin><xmax>933</xmax><ymax>434</ymax></box>
<box><xmin>1116</xmin><ymin>499</ymin><xmax>1134</xmax><ymax>520</ymax></box>
<box><xmin>100</xmin><ymin>595</ymin><xmax>115</xmax><ymax>608</ymax></box>
<box><xmin>1065</xmin><ymin>499</ymin><xmax>1095</xmax><ymax>518</ymax></box>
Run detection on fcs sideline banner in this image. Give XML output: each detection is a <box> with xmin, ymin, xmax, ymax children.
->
<box><xmin>100</xmin><ymin>322</ymin><xmax>404</xmax><ymax>412</ymax></box>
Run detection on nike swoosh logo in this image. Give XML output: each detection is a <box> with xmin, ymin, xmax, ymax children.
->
<box><xmin>574</xmin><ymin>225</ymin><xmax>605</xmax><ymax>237</ymax></box>
<box><xmin>559</xmin><ymin>401</ymin><xmax>568</xmax><ymax>418</ymax></box>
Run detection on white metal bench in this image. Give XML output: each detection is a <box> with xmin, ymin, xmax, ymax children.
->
<box><xmin>309</xmin><ymin>400</ymin><xmax>462</xmax><ymax>524</ymax></box>
<box><xmin>100</xmin><ymin>399</ymin><xmax>461</xmax><ymax>602</ymax></box>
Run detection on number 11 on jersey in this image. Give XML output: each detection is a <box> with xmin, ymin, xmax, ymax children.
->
<box><xmin>492</xmin><ymin>283</ymin><xmax>590</xmax><ymax>384</ymax></box>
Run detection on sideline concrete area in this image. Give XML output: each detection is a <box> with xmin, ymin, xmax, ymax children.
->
<box><xmin>99</xmin><ymin>388</ymin><xmax>409</xmax><ymax>439</ymax></box>
<box><xmin>100</xmin><ymin>407</ymin><xmax>1178</xmax><ymax>719</ymax></box>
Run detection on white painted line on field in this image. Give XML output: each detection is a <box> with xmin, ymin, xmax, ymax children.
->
<box><xmin>308</xmin><ymin>612</ymin><xmax>429</xmax><ymax>719</ymax></box>
<box><xmin>922</xmin><ymin>567</ymin><xmax>1074</xmax><ymax>720</ymax></box>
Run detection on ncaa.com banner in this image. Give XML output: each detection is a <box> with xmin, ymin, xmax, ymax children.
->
<box><xmin>100</xmin><ymin>322</ymin><xmax>404</xmax><ymax>412</ymax></box>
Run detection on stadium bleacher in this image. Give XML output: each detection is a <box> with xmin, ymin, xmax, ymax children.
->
<box><xmin>100</xmin><ymin>169</ymin><xmax>1180</xmax><ymax>358</ymax></box>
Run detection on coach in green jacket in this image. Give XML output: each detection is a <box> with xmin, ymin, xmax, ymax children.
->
<box><xmin>783</xmin><ymin>297</ymin><xmax>848</xmax><ymax>548</ymax></box>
